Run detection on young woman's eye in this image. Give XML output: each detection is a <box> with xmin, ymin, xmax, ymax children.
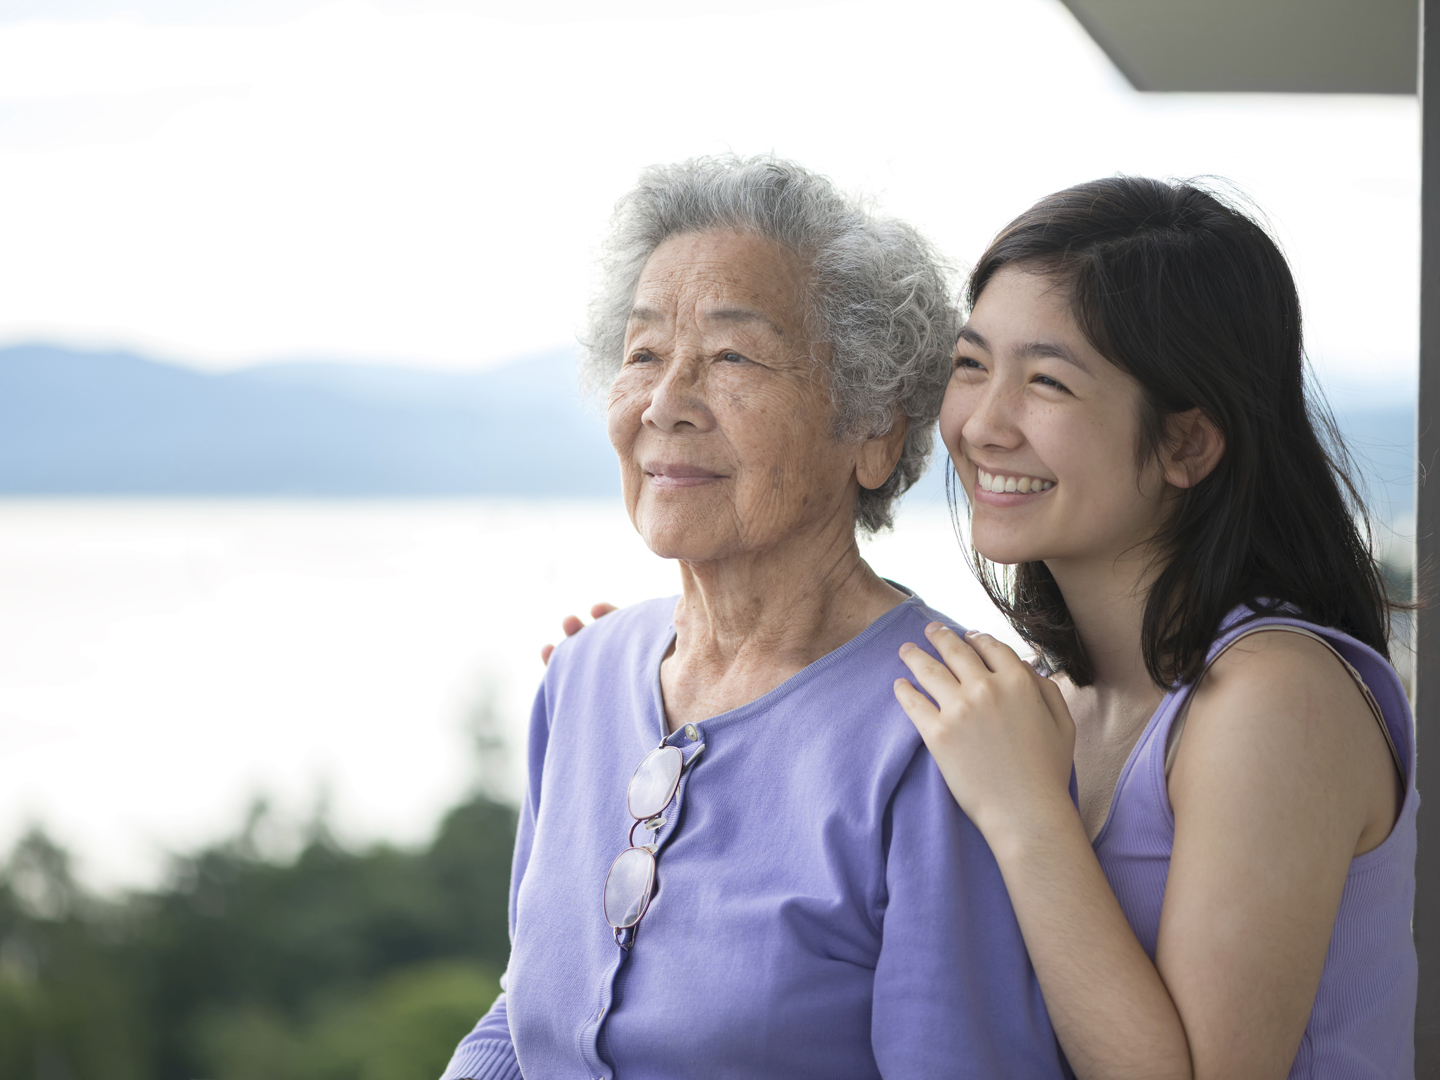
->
<box><xmin>1035</xmin><ymin>374</ymin><xmax>1071</xmax><ymax>393</ymax></box>
<box><xmin>954</xmin><ymin>356</ymin><xmax>986</xmax><ymax>373</ymax></box>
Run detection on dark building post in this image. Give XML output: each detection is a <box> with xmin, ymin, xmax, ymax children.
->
<box><xmin>1419</xmin><ymin>1</ymin><xmax>1440</xmax><ymax>1072</ymax></box>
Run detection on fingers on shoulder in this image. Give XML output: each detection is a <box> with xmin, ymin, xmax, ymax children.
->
<box><xmin>964</xmin><ymin>629</ymin><xmax>1023</xmax><ymax>668</ymax></box>
<box><xmin>893</xmin><ymin>675</ymin><xmax>934</xmax><ymax>706</ymax></box>
<box><xmin>922</xmin><ymin>622</ymin><xmax>986</xmax><ymax>676</ymax></box>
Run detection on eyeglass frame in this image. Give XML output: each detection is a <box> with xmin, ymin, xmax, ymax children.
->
<box><xmin>602</xmin><ymin>738</ymin><xmax>703</xmax><ymax>948</ymax></box>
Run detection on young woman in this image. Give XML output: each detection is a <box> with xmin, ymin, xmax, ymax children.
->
<box><xmin>892</xmin><ymin>177</ymin><xmax>1416</xmax><ymax>1079</ymax></box>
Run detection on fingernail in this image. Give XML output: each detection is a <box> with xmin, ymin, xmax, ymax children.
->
<box><xmin>965</xmin><ymin>629</ymin><xmax>980</xmax><ymax>639</ymax></box>
<box><xmin>925</xmin><ymin>622</ymin><xmax>943</xmax><ymax>634</ymax></box>
<box><xmin>899</xmin><ymin>642</ymin><xmax>915</xmax><ymax>654</ymax></box>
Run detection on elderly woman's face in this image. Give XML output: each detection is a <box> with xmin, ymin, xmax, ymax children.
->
<box><xmin>608</xmin><ymin>229</ymin><xmax>865</xmax><ymax>564</ymax></box>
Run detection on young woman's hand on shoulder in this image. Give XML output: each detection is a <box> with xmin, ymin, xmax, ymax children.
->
<box><xmin>898</xmin><ymin>626</ymin><xmax>1195</xmax><ymax>1080</ymax></box>
<box><xmin>896</xmin><ymin>625</ymin><xmax>1075</xmax><ymax>846</ymax></box>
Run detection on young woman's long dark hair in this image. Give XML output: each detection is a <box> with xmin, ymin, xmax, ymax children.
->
<box><xmin>958</xmin><ymin>176</ymin><xmax>1393</xmax><ymax>688</ymax></box>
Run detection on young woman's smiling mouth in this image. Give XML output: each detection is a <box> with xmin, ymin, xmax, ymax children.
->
<box><xmin>976</xmin><ymin>468</ymin><xmax>1054</xmax><ymax>495</ymax></box>
<box><xmin>967</xmin><ymin>456</ymin><xmax>1057</xmax><ymax>504</ymax></box>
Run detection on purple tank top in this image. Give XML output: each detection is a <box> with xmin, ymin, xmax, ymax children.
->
<box><xmin>1091</xmin><ymin>607</ymin><xmax>1418</xmax><ymax>1078</ymax></box>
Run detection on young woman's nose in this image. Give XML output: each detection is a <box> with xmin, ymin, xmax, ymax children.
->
<box><xmin>961</xmin><ymin>380</ymin><xmax>1024</xmax><ymax>451</ymax></box>
<box><xmin>641</xmin><ymin>354</ymin><xmax>715</xmax><ymax>432</ymax></box>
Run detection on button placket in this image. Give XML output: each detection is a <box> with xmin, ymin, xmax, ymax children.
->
<box><xmin>645</xmin><ymin>735</ymin><xmax>703</xmax><ymax>856</ymax></box>
<box><xmin>587</xmin><ymin>729</ymin><xmax>707</xmax><ymax>1077</ymax></box>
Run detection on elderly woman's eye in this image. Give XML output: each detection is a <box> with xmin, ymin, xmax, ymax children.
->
<box><xmin>721</xmin><ymin>351</ymin><xmax>748</xmax><ymax>364</ymax></box>
<box><xmin>628</xmin><ymin>350</ymin><xmax>658</xmax><ymax>364</ymax></box>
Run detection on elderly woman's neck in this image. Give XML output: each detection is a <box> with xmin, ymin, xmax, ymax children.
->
<box><xmin>661</xmin><ymin>531</ymin><xmax>905</xmax><ymax>730</ymax></box>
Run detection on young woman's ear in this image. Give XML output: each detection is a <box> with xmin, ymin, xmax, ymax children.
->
<box><xmin>1162</xmin><ymin>408</ymin><xmax>1226</xmax><ymax>489</ymax></box>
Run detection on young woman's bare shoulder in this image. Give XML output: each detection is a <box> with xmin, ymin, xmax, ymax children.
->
<box><xmin>1206</xmin><ymin>626</ymin><xmax>1348</xmax><ymax>683</ymax></box>
<box><xmin>1178</xmin><ymin>629</ymin><xmax>1398</xmax><ymax>852</ymax></box>
<box><xmin>1195</xmin><ymin>627</ymin><xmax>1362</xmax><ymax>705</ymax></box>
<box><xmin>1186</xmin><ymin>629</ymin><xmax>1369</xmax><ymax>749</ymax></box>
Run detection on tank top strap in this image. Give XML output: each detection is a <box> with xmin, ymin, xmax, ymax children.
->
<box><xmin>1162</xmin><ymin>614</ymin><xmax>1410</xmax><ymax>787</ymax></box>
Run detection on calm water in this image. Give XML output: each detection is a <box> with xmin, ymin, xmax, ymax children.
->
<box><xmin>0</xmin><ymin>496</ymin><xmax>1015</xmax><ymax>891</ymax></box>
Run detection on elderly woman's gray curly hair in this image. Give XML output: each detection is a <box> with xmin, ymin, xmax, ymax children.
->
<box><xmin>581</xmin><ymin>155</ymin><xmax>959</xmax><ymax>533</ymax></box>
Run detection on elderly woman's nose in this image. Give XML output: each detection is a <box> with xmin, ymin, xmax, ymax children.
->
<box><xmin>640</xmin><ymin>359</ymin><xmax>715</xmax><ymax>432</ymax></box>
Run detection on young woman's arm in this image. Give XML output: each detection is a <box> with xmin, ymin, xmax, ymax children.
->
<box><xmin>1157</xmin><ymin>629</ymin><xmax>1397</xmax><ymax>1077</ymax></box>
<box><xmin>895</xmin><ymin>626</ymin><xmax>1397</xmax><ymax>1080</ymax></box>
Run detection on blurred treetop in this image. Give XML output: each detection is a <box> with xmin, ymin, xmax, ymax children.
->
<box><xmin>0</xmin><ymin>793</ymin><xmax>517</xmax><ymax>1080</ymax></box>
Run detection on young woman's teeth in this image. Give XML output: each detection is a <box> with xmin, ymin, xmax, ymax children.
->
<box><xmin>977</xmin><ymin>470</ymin><xmax>1053</xmax><ymax>494</ymax></box>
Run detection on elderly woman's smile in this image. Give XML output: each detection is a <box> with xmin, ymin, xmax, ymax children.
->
<box><xmin>642</xmin><ymin>461</ymin><xmax>727</xmax><ymax>488</ymax></box>
<box><xmin>608</xmin><ymin>228</ymin><xmax>874</xmax><ymax>566</ymax></box>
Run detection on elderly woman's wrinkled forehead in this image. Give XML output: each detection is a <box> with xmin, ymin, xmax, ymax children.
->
<box><xmin>625</xmin><ymin>230</ymin><xmax>813</xmax><ymax>349</ymax></box>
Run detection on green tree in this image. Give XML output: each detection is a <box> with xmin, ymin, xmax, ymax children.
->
<box><xmin>0</xmin><ymin>793</ymin><xmax>517</xmax><ymax>1080</ymax></box>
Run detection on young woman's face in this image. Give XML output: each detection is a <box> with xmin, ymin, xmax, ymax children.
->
<box><xmin>939</xmin><ymin>266</ymin><xmax>1173</xmax><ymax>569</ymax></box>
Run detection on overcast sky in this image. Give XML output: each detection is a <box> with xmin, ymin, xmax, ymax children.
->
<box><xmin>0</xmin><ymin>0</ymin><xmax>1419</xmax><ymax>398</ymax></box>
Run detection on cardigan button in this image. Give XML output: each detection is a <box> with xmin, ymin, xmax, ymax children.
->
<box><xmin>683</xmin><ymin>724</ymin><xmax>699</xmax><ymax>741</ymax></box>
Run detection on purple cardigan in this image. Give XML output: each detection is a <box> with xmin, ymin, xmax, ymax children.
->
<box><xmin>440</xmin><ymin>594</ymin><xmax>1068</xmax><ymax>1080</ymax></box>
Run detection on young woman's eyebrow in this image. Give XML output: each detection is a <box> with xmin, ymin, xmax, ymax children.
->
<box><xmin>1019</xmin><ymin>340</ymin><xmax>1092</xmax><ymax>374</ymax></box>
<box><xmin>958</xmin><ymin>327</ymin><xmax>1091</xmax><ymax>374</ymax></box>
<box><xmin>956</xmin><ymin>327</ymin><xmax>990</xmax><ymax>351</ymax></box>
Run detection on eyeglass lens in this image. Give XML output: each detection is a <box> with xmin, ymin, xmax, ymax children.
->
<box><xmin>603</xmin><ymin>846</ymin><xmax>655</xmax><ymax>929</ymax></box>
<box><xmin>603</xmin><ymin>745</ymin><xmax>686</xmax><ymax>932</ymax></box>
<box><xmin>626</xmin><ymin>745</ymin><xmax>683</xmax><ymax>820</ymax></box>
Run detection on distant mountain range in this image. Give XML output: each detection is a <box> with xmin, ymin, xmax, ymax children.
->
<box><xmin>0</xmin><ymin>344</ymin><xmax>1418</xmax><ymax>519</ymax></box>
<box><xmin>0</xmin><ymin>343</ymin><xmax>619</xmax><ymax>497</ymax></box>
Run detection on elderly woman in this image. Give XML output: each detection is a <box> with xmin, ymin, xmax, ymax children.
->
<box><xmin>439</xmin><ymin>157</ymin><xmax>1068</xmax><ymax>1080</ymax></box>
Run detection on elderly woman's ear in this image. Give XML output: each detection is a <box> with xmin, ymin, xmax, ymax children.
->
<box><xmin>856</xmin><ymin>414</ymin><xmax>910</xmax><ymax>491</ymax></box>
